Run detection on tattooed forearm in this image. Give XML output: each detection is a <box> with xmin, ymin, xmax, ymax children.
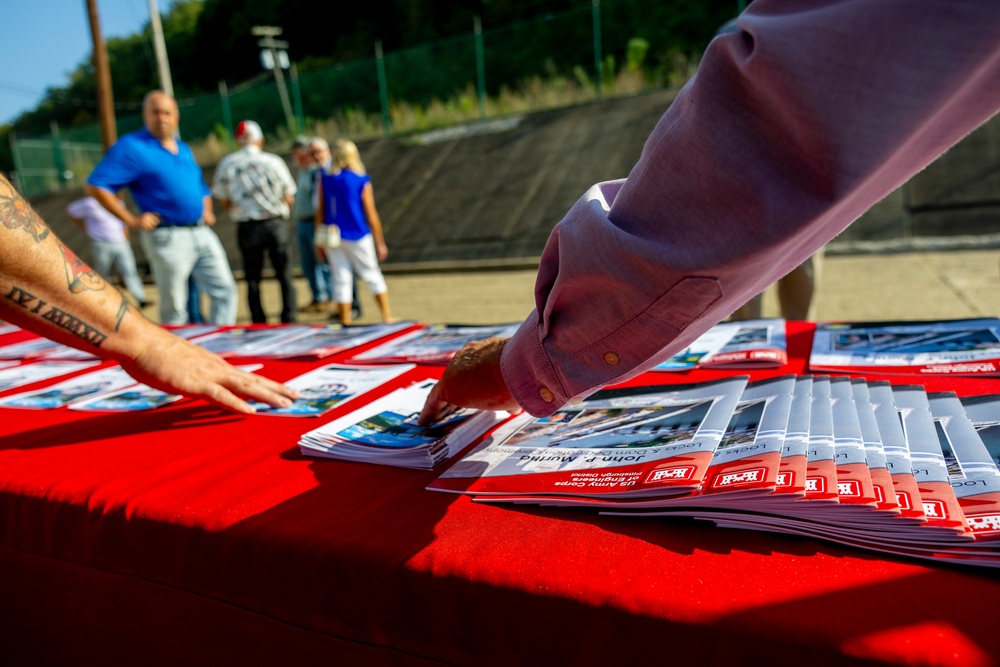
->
<box><xmin>4</xmin><ymin>285</ymin><xmax>108</xmax><ymax>348</ymax></box>
<box><xmin>0</xmin><ymin>186</ymin><xmax>51</xmax><ymax>243</ymax></box>
<box><xmin>59</xmin><ymin>240</ymin><xmax>106</xmax><ymax>294</ymax></box>
<box><xmin>114</xmin><ymin>294</ymin><xmax>129</xmax><ymax>332</ymax></box>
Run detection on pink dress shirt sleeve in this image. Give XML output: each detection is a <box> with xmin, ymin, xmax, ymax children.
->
<box><xmin>502</xmin><ymin>0</ymin><xmax>1000</xmax><ymax>416</ymax></box>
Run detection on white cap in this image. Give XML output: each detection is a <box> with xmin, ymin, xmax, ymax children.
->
<box><xmin>235</xmin><ymin>120</ymin><xmax>263</xmax><ymax>143</ymax></box>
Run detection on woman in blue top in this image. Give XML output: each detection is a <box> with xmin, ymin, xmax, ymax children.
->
<box><xmin>315</xmin><ymin>139</ymin><xmax>395</xmax><ymax>324</ymax></box>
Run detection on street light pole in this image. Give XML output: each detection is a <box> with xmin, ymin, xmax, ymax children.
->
<box><xmin>252</xmin><ymin>26</ymin><xmax>296</xmax><ymax>132</ymax></box>
<box><xmin>148</xmin><ymin>0</ymin><xmax>174</xmax><ymax>98</ymax></box>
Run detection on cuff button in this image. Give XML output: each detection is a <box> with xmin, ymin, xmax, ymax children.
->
<box><xmin>604</xmin><ymin>352</ymin><xmax>620</xmax><ymax>365</ymax></box>
<box><xmin>539</xmin><ymin>387</ymin><xmax>554</xmax><ymax>402</ymax></box>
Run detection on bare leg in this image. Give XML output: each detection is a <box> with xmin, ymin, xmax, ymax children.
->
<box><xmin>375</xmin><ymin>292</ymin><xmax>396</xmax><ymax>323</ymax></box>
<box><xmin>777</xmin><ymin>249</ymin><xmax>824</xmax><ymax>321</ymax></box>
<box><xmin>338</xmin><ymin>302</ymin><xmax>353</xmax><ymax>325</ymax></box>
<box><xmin>730</xmin><ymin>293</ymin><xmax>764</xmax><ymax>321</ymax></box>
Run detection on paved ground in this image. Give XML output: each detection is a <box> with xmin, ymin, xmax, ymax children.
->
<box><xmin>136</xmin><ymin>249</ymin><xmax>1000</xmax><ymax>327</ymax></box>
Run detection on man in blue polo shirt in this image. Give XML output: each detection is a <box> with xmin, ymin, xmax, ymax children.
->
<box><xmin>86</xmin><ymin>90</ymin><xmax>237</xmax><ymax>325</ymax></box>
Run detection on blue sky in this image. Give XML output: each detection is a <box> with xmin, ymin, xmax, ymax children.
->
<box><xmin>0</xmin><ymin>0</ymin><xmax>178</xmax><ymax>124</ymax></box>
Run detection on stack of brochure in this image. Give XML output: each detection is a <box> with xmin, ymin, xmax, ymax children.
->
<box><xmin>299</xmin><ymin>380</ymin><xmax>506</xmax><ymax>469</ymax></box>
<box><xmin>654</xmin><ymin>318</ymin><xmax>787</xmax><ymax>371</ymax></box>
<box><xmin>428</xmin><ymin>375</ymin><xmax>1000</xmax><ymax>568</ymax></box>
<box><xmin>346</xmin><ymin>323</ymin><xmax>522</xmax><ymax>364</ymax></box>
<box><xmin>810</xmin><ymin>318</ymin><xmax>1000</xmax><ymax>376</ymax></box>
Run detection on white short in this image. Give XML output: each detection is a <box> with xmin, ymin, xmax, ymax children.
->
<box><xmin>325</xmin><ymin>234</ymin><xmax>388</xmax><ymax>303</ymax></box>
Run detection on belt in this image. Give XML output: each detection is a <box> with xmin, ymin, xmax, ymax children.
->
<box><xmin>238</xmin><ymin>217</ymin><xmax>281</xmax><ymax>224</ymax></box>
<box><xmin>157</xmin><ymin>220</ymin><xmax>204</xmax><ymax>228</ymax></box>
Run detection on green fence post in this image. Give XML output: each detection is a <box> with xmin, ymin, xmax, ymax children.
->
<box><xmin>592</xmin><ymin>0</ymin><xmax>603</xmax><ymax>101</ymax></box>
<box><xmin>50</xmin><ymin>121</ymin><xmax>67</xmax><ymax>191</ymax></box>
<box><xmin>218</xmin><ymin>80</ymin><xmax>235</xmax><ymax>148</ymax></box>
<box><xmin>474</xmin><ymin>15</ymin><xmax>487</xmax><ymax>120</ymax></box>
<box><xmin>290</xmin><ymin>63</ymin><xmax>306</xmax><ymax>134</ymax></box>
<box><xmin>375</xmin><ymin>40</ymin><xmax>392</xmax><ymax>137</ymax></box>
<box><xmin>9</xmin><ymin>131</ymin><xmax>26</xmax><ymax>196</ymax></box>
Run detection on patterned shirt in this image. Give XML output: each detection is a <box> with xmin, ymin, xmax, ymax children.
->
<box><xmin>211</xmin><ymin>145</ymin><xmax>296</xmax><ymax>222</ymax></box>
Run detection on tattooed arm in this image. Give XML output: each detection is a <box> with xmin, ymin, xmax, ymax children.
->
<box><xmin>0</xmin><ymin>175</ymin><xmax>298</xmax><ymax>414</ymax></box>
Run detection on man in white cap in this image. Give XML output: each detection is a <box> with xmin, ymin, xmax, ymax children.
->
<box><xmin>212</xmin><ymin>120</ymin><xmax>298</xmax><ymax>323</ymax></box>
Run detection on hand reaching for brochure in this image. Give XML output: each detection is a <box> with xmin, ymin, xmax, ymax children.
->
<box><xmin>418</xmin><ymin>336</ymin><xmax>522</xmax><ymax>425</ymax></box>
<box><xmin>119</xmin><ymin>327</ymin><xmax>300</xmax><ymax>415</ymax></box>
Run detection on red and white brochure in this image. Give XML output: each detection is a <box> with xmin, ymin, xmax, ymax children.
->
<box><xmin>892</xmin><ymin>385</ymin><xmax>969</xmax><ymax>535</ymax></box>
<box><xmin>932</xmin><ymin>392</ymin><xmax>1000</xmax><ymax>541</ymax></box>
<box><xmin>829</xmin><ymin>377</ymin><xmax>879</xmax><ymax>507</ymax></box>
<box><xmin>850</xmin><ymin>379</ymin><xmax>899</xmax><ymax>512</ymax></box>
<box><xmin>428</xmin><ymin>376</ymin><xmax>748</xmax><ymax>499</ymax></box>
<box><xmin>773</xmin><ymin>376</ymin><xmax>812</xmax><ymax>497</ymax></box>
<box><xmin>803</xmin><ymin>377</ymin><xmax>839</xmax><ymax>502</ymax></box>
<box><xmin>869</xmin><ymin>381</ymin><xmax>927</xmax><ymax>521</ymax></box>
<box><xmin>810</xmin><ymin>318</ymin><xmax>1000</xmax><ymax>376</ymax></box>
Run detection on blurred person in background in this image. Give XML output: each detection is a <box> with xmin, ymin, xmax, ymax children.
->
<box><xmin>291</xmin><ymin>136</ymin><xmax>333</xmax><ymax>313</ymax></box>
<box><xmin>212</xmin><ymin>120</ymin><xmax>298</xmax><ymax>324</ymax></box>
<box><xmin>315</xmin><ymin>139</ymin><xmax>394</xmax><ymax>325</ymax></box>
<box><xmin>86</xmin><ymin>90</ymin><xmax>237</xmax><ymax>325</ymax></box>
<box><xmin>66</xmin><ymin>194</ymin><xmax>151</xmax><ymax>310</ymax></box>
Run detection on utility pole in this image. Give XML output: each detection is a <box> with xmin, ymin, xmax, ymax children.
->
<box><xmin>148</xmin><ymin>0</ymin><xmax>174</xmax><ymax>97</ymax></box>
<box><xmin>252</xmin><ymin>26</ymin><xmax>295</xmax><ymax>132</ymax></box>
<box><xmin>84</xmin><ymin>0</ymin><xmax>117</xmax><ymax>150</ymax></box>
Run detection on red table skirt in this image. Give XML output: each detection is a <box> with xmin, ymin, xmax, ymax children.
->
<box><xmin>2</xmin><ymin>322</ymin><xmax>999</xmax><ymax>666</ymax></box>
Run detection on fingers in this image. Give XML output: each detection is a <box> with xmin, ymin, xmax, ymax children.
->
<box><xmin>227</xmin><ymin>370</ymin><xmax>300</xmax><ymax>407</ymax></box>
<box><xmin>418</xmin><ymin>382</ymin><xmax>447</xmax><ymax>425</ymax></box>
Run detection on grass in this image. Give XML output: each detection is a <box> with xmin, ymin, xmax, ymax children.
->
<box><xmin>188</xmin><ymin>62</ymin><xmax>696</xmax><ymax>165</ymax></box>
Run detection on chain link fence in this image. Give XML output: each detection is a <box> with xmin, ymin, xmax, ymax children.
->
<box><xmin>12</xmin><ymin>0</ymin><xmax>699</xmax><ymax>197</ymax></box>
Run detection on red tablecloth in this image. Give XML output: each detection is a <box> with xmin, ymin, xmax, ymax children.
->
<box><xmin>2</xmin><ymin>322</ymin><xmax>999</xmax><ymax>666</ymax></box>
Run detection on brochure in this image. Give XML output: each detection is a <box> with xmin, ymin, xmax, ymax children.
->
<box><xmin>809</xmin><ymin>318</ymin><xmax>1000</xmax><ymax>375</ymax></box>
<box><xmin>250</xmin><ymin>322</ymin><xmax>412</xmax><ymax>359</ymax></box>
<box><xmin>70</xmin><ymin>364</ymin><xmax>263</xmax><ymax>412</ymax></box>
<box><xmin>0</xmin><ymin>365</ymin><xmax>136</xmax><ymax>409</ymax></box>
<box><xmin>250</xmin><ymin>363</ymin><xmax>414</xmax><ymax>416</ymax></box>
<box><xmin>428</xmin><ymin>376</ymin><xmax>748</xmax><ymax>498</ymax></box>
<box><xmin>869</xmin><ymin>381</ymin><xmax>926</xmax><ymax>521</ymax></box>
<box><xmin>850</xmin><ymin>379</ymin><xmax>898</xmax><ymax>512</ymax></box>
<box><xmin>0</xmin><ymin>337</ymin><xmax>76</xmax><ymax>361</ymax></box>
<box><xmin>697</xmin><ymin>376</ymin><xmax>796</xmax><ymax>496</ymax></box>
<box><xmin>347</xmin><ymin>323</ymin><xmax>522</xmax><ymax>364</ymax></box>
<box><xmin>189</xmin><ymin>326</ymin><xmax>314</xmax><ymax>358</ymax></box>
<box><xmin>829</xmin><ymin>377</ymin><xmax>878</xmax><ymax>506</ymax></box>
<box><xmin>891</xmin><ymin>385</ymin><xmax>969</xmax><ymax>533</ymax></box>
<box><xmin>70</xmin><ymin>383</ymin><xmax>183</xmax><ymax>412</ymax></box>
<box><xmin>0</xmin><ymin>361</ymin><xmax>99</xmax><ymax>393</ymax></box>
<box><xmin>653</xmin><ymin>319</ymin><xmax>787</xmax><ymax>371</ymax></box>
<box><xmin>775</xmin><ymin>376</ymin><xmax>812</xmax><ymax>496</ymax></box>
<box><xmin>299</xmin><ymin>380</ymin><xmax>505</xmax><ymax>469</ymax></box>
<box><xmin>947</xmin><ymin>394</ymin><xmax>1000</xmax><ymax>539</ymax></box>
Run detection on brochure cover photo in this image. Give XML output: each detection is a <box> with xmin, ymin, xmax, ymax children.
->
<box><xmin>654</xmin><ymin>319</ymin><xmax>787</xmax><ymax>371</ymax></box>
<box><xmin>810</xmin><ymin>319</ymin><xmax>1000</xmax><ymax>375</ymax></box>
<box><xmin>347</xmin><ymin>323</ymin><xmax>522</xmax><ymax>364</ymax></box>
